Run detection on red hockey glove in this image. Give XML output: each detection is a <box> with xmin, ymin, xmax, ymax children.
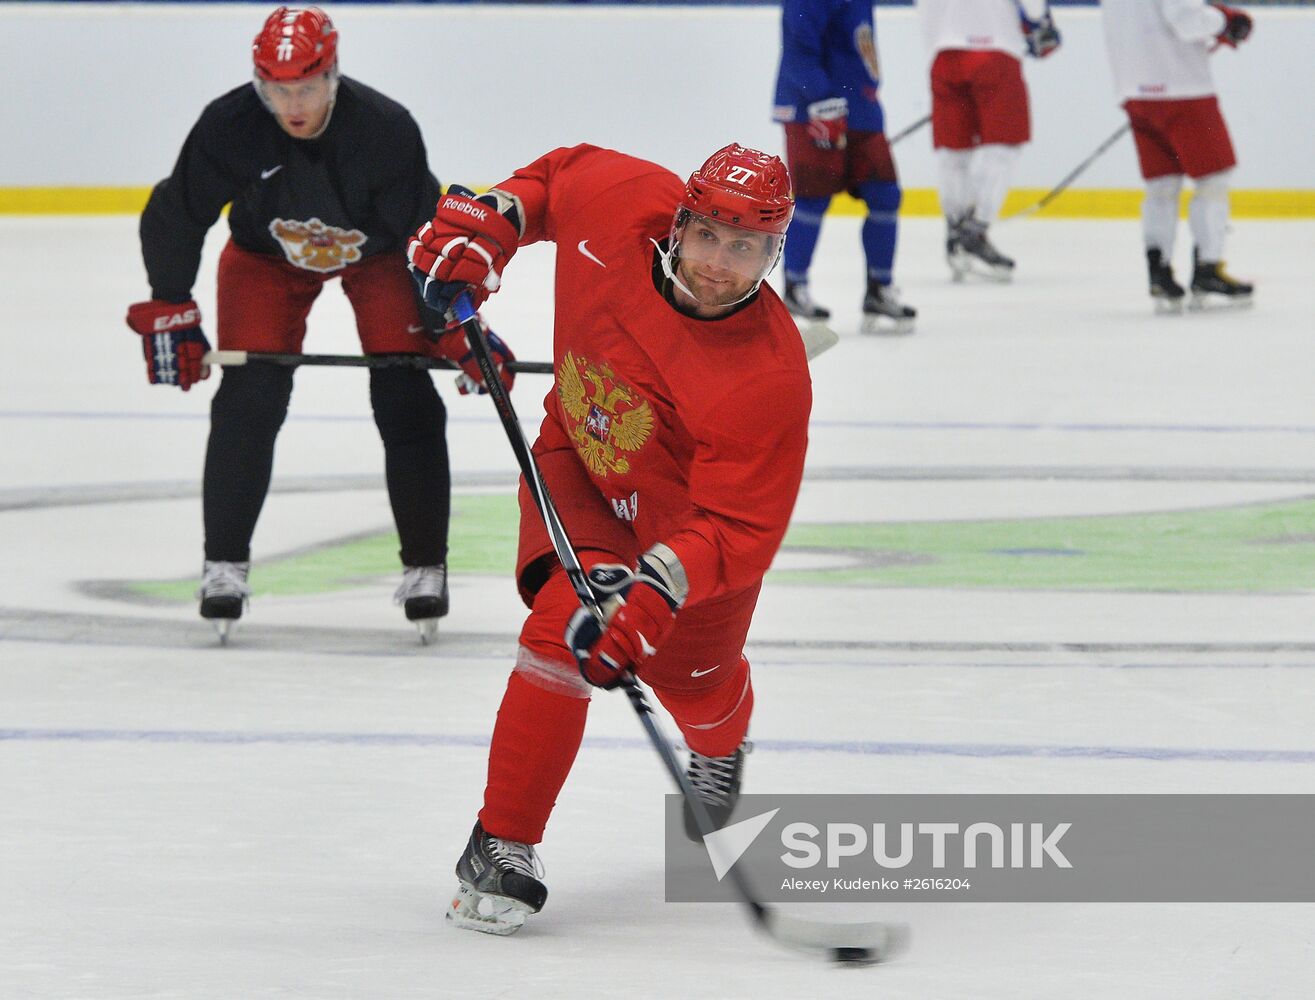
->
<box><xmin>1213</xmin><ymin>5</ymin><xmax>1252</xmax><ymax>47</ymax></box>
<box><xmin>805</xmin><ymin>97</ymin><xmax>848</xmax><ymax>151</ymax></box>
<box><xmin>565</xmin><ymin>546</ymin><xmax>688</xmax><ymax>690</ymax></box>
<box><xmin>125</xmin><ymin>299</ymin><xmax>211</xmax><ymax>391</ymax></box>
<box><xmin>1021</xmin><ymin>12</ymin><xmax>1062</xmax><ymax>59</ymax></box>
<box><xmin>407</xmin><ymin>184</ymin><xmax>522</xmax><ymax>318</ymax></box>
<box><xmin>432</xmin><ymin>317</ymin><xmax>516</xmax><ymax>396</ymax></box>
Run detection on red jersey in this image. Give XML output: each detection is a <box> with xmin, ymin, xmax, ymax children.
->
<box><xmin>498</xmin><ymin>145</ymin><xmax>812</xmax><ymax>607</ymax></box>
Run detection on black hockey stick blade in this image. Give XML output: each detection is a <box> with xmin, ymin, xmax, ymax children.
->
<box><xmin>203</xmin><ymin>350</ymin><xmax>552</xmax><ymax>376</ymax></box>
<box><xmin>617</xmin><ymin>676</ymin><xmax>908</xmax><ymax>964</ymax></box>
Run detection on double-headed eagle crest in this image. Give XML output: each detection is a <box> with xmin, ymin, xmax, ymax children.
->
<box><xmin>268</xmin><ymin>217</ymin><xmax>366</xmax><ymax>273</ymax></box>
<box><xmin>557</xmin><ymin>350</ymin><xmax>654</xmax><ymax>477</ymax></box>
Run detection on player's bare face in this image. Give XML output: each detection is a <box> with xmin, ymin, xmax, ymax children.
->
<box><xmin>674</xmin><ymin>217</ymin><xmax>774</xmax><ymax>317</ymax></box>
<box><xmin>263</xmin><ymin>74</ymin><xmax>334</xmax><ymax>139</ymax></box>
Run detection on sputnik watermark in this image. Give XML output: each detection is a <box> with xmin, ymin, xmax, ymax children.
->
<box><xmin>665</xmin><ymin>794</ymin><xmax>1315</xmax><ymax>903</ymax></box>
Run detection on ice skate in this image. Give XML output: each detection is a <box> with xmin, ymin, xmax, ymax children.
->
<box><xmin>394</xmin><ymin>564</ymin><xmax>448</xmax><ymax>644</ymax></box>
<box><xmin>1147</xmin><ymin>248</ymin><xmax>1185</xmax><ymax>315</ymax></box>
<box><xmin>783</xmin><ymin>279</ymin><xmax>831</xmax><ymax>321</ymax></box>
<box><xmin>683</xmin><ymin>741</ymin><xmax>751</xmax><ymax>841</ymax></box>
<box><xmin>954</xmin><ymin>217</ymin><xmax>1015</xmax><ymax>283</ymax></box>
<box><xmin>860</xmin><ymin>281</ymin><xmax>917</xmax><ymax>336</ymax></box>
<box><xmin>945</xmin><ymin>216</ymin><xmax>970</xmax><ymax>282</ymax></box>
<box><xmin>781</xmin><ymin>280</ymin><xmax>839</xmax><ymax>360</ymax></box>
<box><xmin>1189</xmin><ymin>255</ymin><xmax>1253</xmax><ymax>312</ymax></box>
<box><xmin>447</xmin><ymin>821</ymin><xmax>547</xmax><ymax>936</ymax></box>
<box><xmin>197</xmin><ymin>560</ymin><xmax>250</xmax><ymax>644</ymax></box>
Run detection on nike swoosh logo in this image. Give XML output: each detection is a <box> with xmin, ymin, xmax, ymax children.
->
<box><xmin>577</xmin><ymin>239</ymin><xmax>606</xmax><ymax>268</ymax></box>
<box><xmin>260</xmin><ymin>165</ymin><xmax>283</xmax><ymax>180</ymax></box>
<box><xmin>407</xmin><ymin>323</ymin><xmax>425</xmax><ymax>334</ymax></box>
<box><xmin>690</xmin><ymin>664</ymin><xmax>721</xmax><ymax>678</ymax></box>
<box><xmin>636</xmin><ymin>631</ymin><xmax>657</xmax><ymax>658</ymax></box>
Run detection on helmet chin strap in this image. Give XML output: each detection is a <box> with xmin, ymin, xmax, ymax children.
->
<box><xmin>651</xmin><ymin>237</ymin><xmax>763</xmax><ymax>311</ymax></box>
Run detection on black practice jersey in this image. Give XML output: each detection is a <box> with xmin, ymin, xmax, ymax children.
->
<box><xmin>140</xmin><ymin>76</ymin><xmax>441</xmax><ymax>302</ymax></box>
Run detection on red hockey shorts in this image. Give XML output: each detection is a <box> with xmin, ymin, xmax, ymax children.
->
<box><xmin>930</xmin><ymin>49</ymin><xmax>1031</xmax><ymax>149</ymax></box>
<box><xmin>216</xmin><ymin>240</ymin><xmax>430</xmax><ymax>353</ymax></box>
<box><xmin>518</xmin><ymin>555</ymin><xmax>758</xmax><ymax>755</ymax></box>
<box><xmin>784</xmin><ymin>125</ymin><xmax>898</xmax><ymax>199</ymax></box>
<box><xmin>1123</xmin><ymin>97</ymin><xmax>1237</xmax><ymax>181</ymax></box>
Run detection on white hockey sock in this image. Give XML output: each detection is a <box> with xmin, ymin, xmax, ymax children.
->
<box><xmin>1189</xmin><ymin>169</ymin><xmax>1232</xmax><ymax>262</ymax></box>
<box><xmin>1143</xmin><ymin>175</ymin><xmax>1183</xmax><ymax>257</ymax></box>
<box><xmin>937</xmin><ymin>148</ymin><xmax>973</xmax><ymax>223</ymax></box>
<box><xmin>970</xmin><ymin>143</ymin><xmax>1021</xmax><ymax>224</ymax></box>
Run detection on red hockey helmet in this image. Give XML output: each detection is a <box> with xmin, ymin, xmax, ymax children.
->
<box><xmin>663</xmin><ymin>143</ymin><xmax>793</xmax><ymax>311</ymax></box>
<box><xmin>253</xmin><ymin>6</ymin><xmax>338</xmax><ymax>82</ymax></box>
<box><xmin>679</xmin><ymin>143</ymin><xmax>793</xmax><ymax>236</ymax></box>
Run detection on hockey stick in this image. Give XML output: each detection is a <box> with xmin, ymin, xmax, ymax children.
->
<box><xmin>203</xmin><ymin>350</ymin><xmax>552</xmax><ymax>376</ymax></box>
<box><xmin>451</xmin><ymin>291</ymin><xmax>899</xmax><ymax>963</ymax></box>
<box><xmin>1002</xmin><ymin>121</ymin><xmax>1131</xmax><ymax>221</ymax></box>
<box><xmin>887</xmin><ymin>113</ymin><xmax>930</xmax><ymax>147</ymax></box>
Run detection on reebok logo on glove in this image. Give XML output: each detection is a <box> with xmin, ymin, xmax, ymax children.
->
<box><xmin>441</xmin><ymin>197</ymin><xmax>491</xmax><ymax>223</ymax></box>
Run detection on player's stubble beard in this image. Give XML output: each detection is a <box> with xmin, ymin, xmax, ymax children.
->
<box><xmin>673</xmin><ymin>259</ymin><xmax>751</xmax><ymax>318</ymax></box>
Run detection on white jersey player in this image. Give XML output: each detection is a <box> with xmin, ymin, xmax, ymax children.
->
<box><xmin>1100</xmin><ymin>0</ymin><xmax>1255</xmax><ymax>311</ymax></box>
<box><xmin>915</xmin><ymin>0</ymin><xmax>1061</xmax><ymax>282</ymax></box>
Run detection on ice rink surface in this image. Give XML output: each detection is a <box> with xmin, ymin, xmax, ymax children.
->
<box><xmin>2</xmin><ymin>214</ymin><xmax>1314</xmax><ymax>998</ymax></box>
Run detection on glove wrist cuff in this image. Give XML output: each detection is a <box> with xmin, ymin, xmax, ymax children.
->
<box><xmin>484</xmin><ymin>188</ymin><xmax>526</xmax><ymax>239</ymax></box>
<box><xmin>638</xmin><ymin>542</ymin><xmax>689</xmax><ymax>610</ymax></box>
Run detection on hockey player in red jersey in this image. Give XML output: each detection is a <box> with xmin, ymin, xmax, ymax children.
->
<box><xmin>126</xmin><ymin>7</ymin><xmax>514</xmax><ymax>642</ymax></box>
<box><xmin>916</xmin><ymin>0</ymin><xmax>1062</xmax><ymax>281</ymax></box>
<box><xmin>408</xmin><ymin>143</ymin><xmax>812</xmax><ymax>934</ymax></box>
<box><xmin>1100</xmin><ymin>0</ymin><xmax>1255</xmax><ymax>312</ymax></box>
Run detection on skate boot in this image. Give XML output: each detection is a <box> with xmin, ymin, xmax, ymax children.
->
<box><xmin>197</xmin><ymin>560</ymin><xmax>250</xmax><ymax>644</ymax></box>
<box><xmin>448</xmin><ymin>821</ymin><xmax>547</xmax><ymax>936</ymax></box>
<box><xmin>956</xmin><ymin>216</ymin><xmax>1015</xmax><ymax>283</ymax></box>
<box><xmin>783</xmin><ymin>279</ymin><xmax>831</xmax><ymax>321</ymax></box>
<box><xmin>683</xmin><ymin>741</ymin><xmax>751</xmax><ymax>841</ymax></box>
<box><xmin>393</xmin><ymin>564</ymin><xmax>448</xmax><ymax>644</ymax></box>
<box><xmin>1189</xmin><ymin>252</ymin><xmax>1253</xmax><ymax>311</ymax></box>
<box><xmin>783</xmin><ymin>280</ymin><xmax>840</xmax><ymax>358</ymax></box>
<box><xmin>945</xmin><ymin>216</ymin><xmax>969</xmax><ymax>281</ymax></box>
<box><xmin>1146</xmin><ymin>248</ymin><xmax>1185</xmax><ymax>314</ymax></box>
<box><xmin>861</xmin><ymin>280</ymin><xmax>917</xmax><ymax>336</ymax></box>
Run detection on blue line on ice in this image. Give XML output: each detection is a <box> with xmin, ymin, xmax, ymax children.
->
<box><xmin>2</xmin><ymin>727</ymin><xmax>1311</xmax><ymax>763</ymax></box>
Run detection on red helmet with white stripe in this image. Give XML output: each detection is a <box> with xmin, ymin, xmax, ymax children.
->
<box><xmin>253</xmin><ymin>6</ymin><xmax>338</xmax><ymax>82</ymax></box>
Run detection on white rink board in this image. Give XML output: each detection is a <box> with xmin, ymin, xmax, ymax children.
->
<box><xmin>1</xmin><ymin>4</ymin><xmax>1313</xmax><ymax>190</ymax></box>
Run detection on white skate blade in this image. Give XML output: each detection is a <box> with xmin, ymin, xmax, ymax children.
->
<box><xmin>968</xmin><ymin>262</ymin><xmax>1014</xmax><ymax>284</ymax></box>
<box><xmin>794</xmin><ymin>320</ymin><xmax>839</xmax><ymax>361</ymax></box>
<box><xmin>1187</xmin><ymin>291</ymin><xmax>1254</xmax><ymax>313</ymax></box>
<box><xmin>209</xmin><ymin>618</ymin><xmax>237</xmax><ymax>645</ymax></box>
<box><xmin>860</xmin><ymin>313</ymin><xmax>916</xmax><ymax>337</ymax></box>
<box><xmin>446</xmin><ymin>882</ymin><xmax>533</xmax><ymax>936</ymax></box>
<box><xmin>414</xmin><ymin>618</ymin><xmax>440</xmax><ymax>645</ymax></box>
<box><xmin>950</xmin><ymin>252</ymin><xmax>1013</xmax><ymax>284</ymax></box>
<box><xmin>1153</xmin><ymin>296</ymin><xmax>1185</xmax><ymax>316</ymax></box>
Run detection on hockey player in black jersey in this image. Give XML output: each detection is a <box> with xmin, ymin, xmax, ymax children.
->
<box><xmin>125</xmin><ymin>6</ymin><xmax>517</xmax><ymax>642</ymax></box>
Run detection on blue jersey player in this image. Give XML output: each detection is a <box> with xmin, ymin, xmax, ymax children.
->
<box><xmin>773</xmin><ymin>0</ymin><xmax>916</xmax><ymax>333</ymax></box>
